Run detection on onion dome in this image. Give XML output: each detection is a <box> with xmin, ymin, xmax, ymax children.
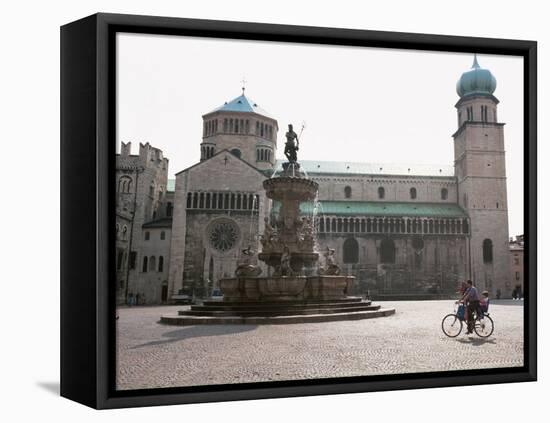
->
<box><xmin>456</xmin><ymin>55</ymin><xmax>497</xmax><ymax>98</ymax></box>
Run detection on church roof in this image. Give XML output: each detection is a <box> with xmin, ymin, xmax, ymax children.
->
<box><xmin>275</xmin><ymin>160</ymin><xmax>454</xmax><ymax>177</ymax></box>
<box><xmin>297</xmin><ymin>201</ymin><xmax>467</xmax><ymax>218</ymax></box>
<box><xmin>142</xmin><ymin>217</ymin><xmax>173</xmax><ymax>228</ymax></box>
<box><xmin>207</xmin><ymin>93</ymin><xmax>273</xmax><ymax>118</ymax></box>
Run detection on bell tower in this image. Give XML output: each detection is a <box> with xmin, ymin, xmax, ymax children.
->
<box><xmin>453</xmin><ymin>55</ymin><xmax>511</xmax><ymax>297</ymax></box>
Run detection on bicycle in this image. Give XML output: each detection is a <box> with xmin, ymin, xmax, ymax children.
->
<box><xmin>441</xmin><ymin>302</ymin><xmax>494</xmax><ymax>338</ymax></box>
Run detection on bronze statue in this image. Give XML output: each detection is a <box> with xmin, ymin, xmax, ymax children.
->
<box><xmin>284</xmin><ymin>124</ymin><xmax>299</xmax><ymax>163</ymax></box>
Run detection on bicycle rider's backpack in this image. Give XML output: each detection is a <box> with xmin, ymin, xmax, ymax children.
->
<box><xmin>456</xmin><ymin>304</ymin><xmax>466</xmax><ymax>321</ymax></box>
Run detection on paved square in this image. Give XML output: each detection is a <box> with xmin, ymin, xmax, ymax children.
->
<box><xmin>116</xmin><ymin>300</ymin><xmax>524</xmax><ymax>390</ymax></box>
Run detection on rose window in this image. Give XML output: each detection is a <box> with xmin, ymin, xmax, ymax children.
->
<box><xmin>208</xmin><ymin>219</ymin><xmax>239</xmax><ymax>252</ymax></box>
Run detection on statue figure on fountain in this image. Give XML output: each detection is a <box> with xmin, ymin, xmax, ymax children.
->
<box><xmin>260</xmin><ymin>217</ymin><xmax>277</xmax><ymax>251</ymax></box>
<box><xmin>319</xmin><ymin>246</ymin><xmax>340</xmax><ymax>275</ymax></box>
<box><xmin>235</xmin><ymin>244</ymin><xmax>262</xmax><ymax>278</ymax></box>
<box><xmin>284</xmin><ymin>124</ymin><xmax>299</xmax><ymax>164</ymax></box>
<box><xmin>280</xmin><ymin>245</ymin><xmax>293</xmax><ymax>276</ymax></box>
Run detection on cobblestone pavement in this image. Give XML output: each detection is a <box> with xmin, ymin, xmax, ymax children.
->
<box><xmin>116</xmin><ymin>300</ymin><xmax>524</xmax><ymax>390</ymax></box>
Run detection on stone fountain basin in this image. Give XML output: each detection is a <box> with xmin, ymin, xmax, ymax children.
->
<box><xmin>263</xmin><ymin>176</ymin><xmax>319</xmax><ymax>201</ymax></box>
<box><xmin>220</xmin><ymin>275</ymin><xmax>355</xmax><ymax>302</ymax></box>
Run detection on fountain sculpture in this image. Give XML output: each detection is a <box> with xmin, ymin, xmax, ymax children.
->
<box><xmin>161</xmin><ymin>125</ymin><xmax>395</xmax><ymax>325</ymax></box>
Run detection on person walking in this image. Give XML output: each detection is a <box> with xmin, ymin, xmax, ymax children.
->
<box><xmin>459</xmin><ymin>280</ymin><xmax>480</xmax><ymax>334</ymax></box>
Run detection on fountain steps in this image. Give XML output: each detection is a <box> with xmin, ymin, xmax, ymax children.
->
<box><xmin>201</xmin><ymin>297</ymin><xmax>365</xmax><ymax>307</ymax></box>
<box><xmin>178</xmin><ymin>304</ymin><xmax>381</xmax><ymax>317</ymax></box>
<box><xmin>160</xmin><ymin>307</ymin><xmax>395</xmax><ymax>325</ymax></box>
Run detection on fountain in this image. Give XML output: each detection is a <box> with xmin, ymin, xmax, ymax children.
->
<box><xmin>161</xmin><ymin>124</ymin><xmax>395</xmax><ymax>325</ymax></box>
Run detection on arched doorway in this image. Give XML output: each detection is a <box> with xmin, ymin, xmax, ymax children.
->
<box><xmin>380</xmin><ymin>238</ymin><xmax>396</xmax><ymax>264</ymax></box>
<box><xmin>343</xmin><ymin>237</ymin><xmax>359</xmax><ymax>264</ymax></box>
<box><xmin>483</xmin><ymin>239</ymin><xmax>493</xmax><ymax>263</ymax></box>
<box><xmin>161</xmin><ymin>281</ymin><xmax>168</xmax><ymax>303</ymax></box>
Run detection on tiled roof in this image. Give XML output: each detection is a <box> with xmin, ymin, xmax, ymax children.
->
<box><xmin>208</xmin><ymin>94</ymin><xmax>273</xmax><ymax>118</ymax></box>
<box><xmin>274</xmin><ymin>201</ymin><xmax>467</xmax><ymax>218</ymax></box>
<box><xmin>274</xmin><ymin>160</ymin><xmax>454</xmax><ymax>177</ymax></box>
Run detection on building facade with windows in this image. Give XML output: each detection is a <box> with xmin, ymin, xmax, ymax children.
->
<box><xmin>115</xmin><ymin>142</ymin><xmax>174</xmax><ymax>304</ymax></box>
<box><xmin>116</xmin><ymin>57</ymin><xmax>513</xmax><ymax>304</ymax></box>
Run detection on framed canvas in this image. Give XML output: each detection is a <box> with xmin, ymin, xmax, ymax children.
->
<box><xmin>60</xmin><ymin>13</ymin><xmax>537</xmax><ymax>409</ymax></box>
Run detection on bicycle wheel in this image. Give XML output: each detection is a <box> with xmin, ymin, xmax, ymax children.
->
<box><xmin>474</xmin><ymin>314</ymin><xmax>494</xmax><ymax>338</ymax></box>
<box><xmin>442</xmin><ymin>314</ymin><xmax>463</xmax><ymax>337</ymax></box>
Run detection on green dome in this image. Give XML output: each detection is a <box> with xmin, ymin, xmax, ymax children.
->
<box><xmin>456</xmin><ymin>55</ymin><xmax>497</xmax><ymax>98</ymax></box>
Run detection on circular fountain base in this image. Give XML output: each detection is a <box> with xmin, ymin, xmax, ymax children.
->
<box><xmin>220</xmin><ymin>275</ymin><xmax>353</xmax><ymax>302</ymax></box>
<box><xmin>160</xmin><ymin>276</ymin><xmax>395</xmax><ymax>325</ymax></box>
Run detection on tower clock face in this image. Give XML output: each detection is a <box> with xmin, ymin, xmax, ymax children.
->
<box><xmin>208</xmin><ymin>218</ymin><xmax>240</xmax><ymax>252</ymax></box>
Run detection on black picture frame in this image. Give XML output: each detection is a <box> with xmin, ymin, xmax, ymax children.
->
<box><xmin>60</xmin><ymin>12</ymin><xmax>537</xmax><ymax>409</ymax></box>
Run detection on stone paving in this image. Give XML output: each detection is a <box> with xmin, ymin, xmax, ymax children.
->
<box><xmin>116</xmin><ymin>300</ymin><xmax>524</xmax><ymax>390</ymax></box>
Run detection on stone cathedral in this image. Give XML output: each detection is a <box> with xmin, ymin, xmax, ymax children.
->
<box><xmin>115</xmin><ymin>56</ymin><xmax>512</xmax><ymax>304</ymax></box>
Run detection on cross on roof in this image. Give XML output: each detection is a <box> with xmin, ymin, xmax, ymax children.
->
<box><xmin>241</xmin><ymin>77</ymin><xmax>247</xmax><ymax>94</ymax></box>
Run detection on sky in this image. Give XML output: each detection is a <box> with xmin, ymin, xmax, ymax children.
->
<box><xmin>116</xmin><ymin>33</ymin><xmax>524</xmax><ymax>237</ymax></box>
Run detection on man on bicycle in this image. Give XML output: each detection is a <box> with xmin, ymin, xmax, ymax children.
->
<box><xmin>459</xmin><ymin>280</ymin><xmax>480</xmax><ymax>334</ymax></box>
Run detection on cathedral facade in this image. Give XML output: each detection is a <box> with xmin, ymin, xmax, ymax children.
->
<box><xmin>115</xmin><ymin>57</ymin><xmax>512</xmax><ymax>304</ymax></box>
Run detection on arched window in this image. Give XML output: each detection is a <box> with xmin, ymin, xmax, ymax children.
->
<box><xmin>343</xmin><ymin>238</ymin><xmax>359</xmax><ymax>264</ymax></box>
<box><xmin>118</xmin><ymin>176</ymin><xmax>132</xmax><ymax>193</ymax></box>
<box><xmin>344</xmin><ymin>186</ymin><xmax>352</xmax><ymax>199</ymax></box>
<box><xmin>410</xmin><ymin>187</ymin><xmax>417</xmax><ymax>199</ymax></box>
<box><xmin>483</xmin><ymin>239</ymin><xmax>493</xmax><ymax>263</ymax></box>
<box><xmin>142</xmin><ymin>256</ymin><xmax>148</xmax><ymax>272</ymax></box>
<box><xmin>441</xmin><ymin>188</ymin><xmax>448</xmax><ymax>200</ymax></box>
<box><xmin>380</xmin><ymin>238</ymin><xmax>395</xmax><ymax>264</ymax></box>
<box><xmin>231</xmin><ymin>148</ymin><xmax>241</xmax><ymax>158</ymax></box>
<box><xmin>117</xmin><ymin>250</ymin><xmax>124</xmax><ymax>270</ymax></box>
<box><xmin>378</xmin><ymin>187</ymin><xmax>385</xmax><ymax>199</ymax></box>
<box><xmin>149</xmin><ymin>256</ymin><xmax>156</xmax><ymax>272</ymax></box>
<box><xmin>158</xmin><ymin>256</ymin><xmax>164</xmax><ymax>272</ymax></box>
